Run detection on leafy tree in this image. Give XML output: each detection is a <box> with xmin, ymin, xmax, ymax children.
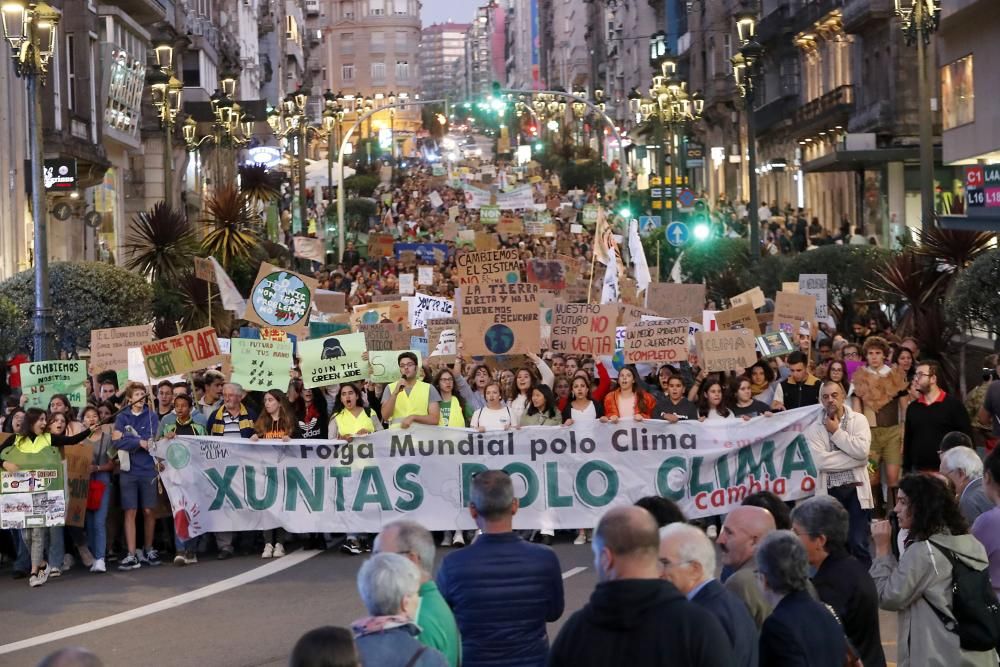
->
<box><xmin>124</xmin><ymin>202</ymin><xmax>199</xmax><ymax>283</ymax></box>
<box><xmin>202</xmin><ymin>183</ymin><xmax>259</xmax><ymax>269</ymax></box>
<box><xmin>0</xmin><ymin>262</ymin><xmax>153</xmax><ymax>356</ymax></box>
<box><xmin>344</xmin><ymin>174</ymin><xmax>380</xmax><ymax>198</ymax></box>
<box><xmin>0</xmin><ymin>295</ymin><xmax>25</xmax><ymax>361</ymax></box>
<box><xmin>946</xmin><ymin>249</ymin><xmax>1000</xmax><ymax>334</ymax></box>
<box><xmin>781</xmin><ymin>245</ymin><xmax>891</xmax><ymax>327</ymax></box>
<box><xmin>345</xmin><ymin>198</ymin><xmax>377</xmax><ymax>231</ymax></box>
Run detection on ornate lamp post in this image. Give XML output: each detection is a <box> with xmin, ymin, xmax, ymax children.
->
<box><xmin>2</xmin><ymin>0</ymin><xmax>60</xmax><ymax>361</ymax></box>
<box><xmin>733</xmin><ymin>10</ymin><xmax>764</xmax><ymax>263</ymax></box>
<box><xmin>183</xmin><ymin>81</ymin><xmax>256</xmax><ymax>187</ymax></box>
<box><xmin>149</xmin><ymin>42</ymin><xmax>183</xmax><ymax>209</ymax></box>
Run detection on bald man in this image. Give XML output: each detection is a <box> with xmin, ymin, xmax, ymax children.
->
<box><xmin>549</xmin><ymin>506</ymin><xmax>733</xmax><ymax>667</ymax></box>
<box><xmin>37</xmin><ymin>647</ymin><xmax>103</xmax><ymax>667</ymax></box>
<box><xmin>718</xmin><ymin>505</ymin><xmax>776</xmax><ymax>628</ymax></box>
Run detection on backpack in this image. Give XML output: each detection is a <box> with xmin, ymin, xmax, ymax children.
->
<box><xmin>923</xmin><ymin>540</ymin><xmax>1000</xmax><ymax>652</ymax></box>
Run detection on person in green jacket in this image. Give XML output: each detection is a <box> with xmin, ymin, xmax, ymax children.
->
<box><xmin>375</xmin><ymin>521</ymin><xmax>462</xmax><ymax>667</ymax></box>
<box><xmin>518</xmin><ymin>385</ymin><xmax>562</xmax><ymax>427</ymax></box>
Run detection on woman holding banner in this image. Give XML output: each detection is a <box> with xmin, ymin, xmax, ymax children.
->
<box><xmin>433</xmin><ymin>369</ymin><xmax>468</xmax><ymax>428</ymax></box>
<box><xmin>519</xmin><ymin>386</ymin><xmax>561</xmax><ymax>427</ymax></box>
<box><xmin>454</xmin><ymin>360</ymin><xmax>490</xmax><ymax>412</ymax></box>
<box><xmin>561</xmin><ymin>376</ymin><xmax>605</xmax><ymax>426</ymax></box>
<box><xmin>81</xmin><ymin>405</ymin><xmax>114</xmax><ymax>573</ymax></box>
<box><xmin>603</xmin><ymin>366</ymin><xmax>655</xmax><ymax>423</ymax></box>
<box><xmin>251</xmin><ymin>390</ymin><xmax>301</xmax><ymax>559</ymax></box>
<box><xmin>698</xmin><ymin>378</ymin><xmax>735</xmax><ymax>422</ymax></box>
<box><xmin>330</xmin><ymin>384</ymin><xmax>384</xmax><ymax>440</ymax></box>
<box><xmin>470</xmin><ymin>383</ymin><xmax>514</xmax><ymax>432</ymax></box>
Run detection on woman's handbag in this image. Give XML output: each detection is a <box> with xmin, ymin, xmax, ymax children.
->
<box><xmin>86</xmin><ymin>479</ymin><xmax>107</xmax><ymax>511</ymax></box>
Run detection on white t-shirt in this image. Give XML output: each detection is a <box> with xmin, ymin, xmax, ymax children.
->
<box><xmin>471</xmin><ymin>405</ymin><xmax>513</xmax><ymax>431</ymax></box>
<box><xmin>570</xmin><ymin>402</ymin><xmax>597</xmax><ymax>423</ymax></box>
<box><xmin>703</xmin><ymin>409</ymin><xmax>735</xmax><ymax>422</ymax></box>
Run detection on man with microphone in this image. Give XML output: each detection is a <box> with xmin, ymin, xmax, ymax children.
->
<box><xmin>804</xmin><ymin>379</ymin><xmax>874</xmax><ymax>566</ymax></box>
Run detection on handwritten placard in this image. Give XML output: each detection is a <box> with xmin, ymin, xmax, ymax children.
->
<box><xmin>646</xmin><ymin>282</ymin><xmax>706</xmax><ymax>320</ymax></box>
<box><xmin>715</xmin><ymin>303</ymin><xmax>761</xmax><ymax>335</ymax></box>
<box><xmin>454</xmin><ymin>249</ymin><xmax>522</xmax><ymax>286</ymax></box>
<box><xmin>550</xmin><ymin>303</ymin><xmax>618</xmax><ymax>356</ymax></box>
<box><xmin>459</xmin><ymin>283</ymin><xmax>539</xmax><ymax>356</ymax></box>
<box><xmin>696</xmin><ymin>329</ymin><xmax>757</xmax><ymax>372</ymax></box>
<box><xmin>624</xmin><ymin>319</ymin><xmax>690</xmax><ymax>365</ymax></box>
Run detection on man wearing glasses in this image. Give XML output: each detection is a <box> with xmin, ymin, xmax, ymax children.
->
<box><xmin>381</xmin><ymin>352</ymin><xmax>441</xmax><ymax>430</ymax></box>
<box><xmin>904</xmin><ymin>360</ymin><xmax>972</xmax><ymax>474</ymax></box>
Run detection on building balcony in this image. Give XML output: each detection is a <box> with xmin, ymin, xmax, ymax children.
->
<box><xmin>848</xmin><ymin>99</ymin><xmax>895</xmax><ymax>134</ymax></box>
<box><xmin>98</xmin><ymin>0</ymin><xmax>166</xmax><ymax>27</ymax></box>
<box><xmin>789</xmin><ymin>0</ymin><xmax>844</xmax><ymax>34</ymax></box>
<box><xmin>842</xmin><ymin>0</ymin><xmax>894</xmax><ymax>33</ymax></box>
<box><xmin>757</xmin><ymin>3</ymin><xmax>792</xmax><ymax>46</ymax></box>
<box><xmin>792</xmin><ymin>84</ymin><xmax>854</xmax><ymax>136</ymax></box>
<box><xmin>754</xmin><ymin>94</ymin><xmax>799</xmax><ymax>134</ymax></box>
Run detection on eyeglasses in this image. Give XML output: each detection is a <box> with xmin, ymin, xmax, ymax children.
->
<box><xmin>657</xmin><ymin>557</ymin><xmax>691</xmax><ymax>569</ymax></box>
<box><xmin>399</xmin><ymin>362</ymin><xmax>416</xmax><ymax>368</ymax></box>
<box><xmin>843</xmin><ymin>352</ymin><xmax>860</xmax><ymax>359</ymax></box>
<box><xmin>915</xmin><ymin>372</ymin><xmax>932</xmax><ymax>379</ymax></box>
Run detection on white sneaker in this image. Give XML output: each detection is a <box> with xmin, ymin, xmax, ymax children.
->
<box><xmin>453</xmin><ymin>531</ymin><xmax>466</xmax><ymax>546</ymax></box>
<box><xmin>62</xmin><ymin>554</ymin><xmax>75</xmax><ymax>571</ymax></box>
<box><xmin>441</xmin><ymin>532</ymin><xmax>453</xmax><ymax>547</ymax></box>
<box><xmin>78</xmin><ymin>546</ymin><xmax>95</xmax><ymax>568</ymax></box>
<box><xmin>135</xmin><ymin>548</ymin><xmax>146</xmax><ymax>563</ymax></box>
<box><xmin>90</xmin><ymin>559</ymin><xmax>106</xmax><ymax>573</ymax></box>
<box><xmin>261</xmin><ymin>543</ymin><xmax>274</xmax><ymax>559</ymax></box>
<box><xmin>573</xmin><ymin>533</ymin><xmax>587</xmax><ymax>545</ymax></box>
<box><xmin>29</xmin><ymin>571</ymin><xmax>47</xmax><ymax>587</ymax></box>
<box><xmin>47</xmin><ymin>567</ymin><xmax>61</xmax><ymax>578</ymax></box>
<box><xmin>272</xmin><ymin>543</ymin><xmax>285</xmax><ymax>558</ymax></box>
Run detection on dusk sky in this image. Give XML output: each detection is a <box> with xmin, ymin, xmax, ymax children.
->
<box><xmin>421</xmin><ymin>0</ymin><xmax>476</xmax><ymax>25</ymax></box>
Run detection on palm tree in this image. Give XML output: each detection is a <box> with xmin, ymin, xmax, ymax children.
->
<box><xmin>124</xmin><ymin>202</ymin><xmax>199</xmax><ymax>283</ymax></box>
<box><xmin>201</xmin><ymin>183</ymin><xmax>259</xmax><ymax>269</ymax></box>
<box><xmin>239</xmin><ymin>163</ymin><xmax>281</xmax><ymax>206</ymax></box>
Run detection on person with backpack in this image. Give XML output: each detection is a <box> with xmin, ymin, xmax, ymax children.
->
<box><xmin>870</xmin><ymin>473</ymin><xmax>999</xmax><ymax>666</ymax></box>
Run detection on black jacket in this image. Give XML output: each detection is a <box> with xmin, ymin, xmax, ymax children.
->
<box><xmin>691</xmin><ymin>579</ymin><xmax>759</xmax><ymax>667</ymax></box>
<box><xmin>812</xmin><ymin>549</ymin><xmax>887</xmax><ymax>667</ymax></box>
<box><xmin>652</xmin><ymin>395</ymin><xmax>699</xmax><ymax>421</ymax></box>
<box><xmin>759</xmin><ymin>590</ymin><xmax>846</xmax><ymax>667</ymax></box>
<box><xmin>780</xmin><ymin>377</ymin><xmax>820</xmax><ymax>410</ymax></box>
<box><xmin>560</xmin><ymin>399</ymin><xmax>604</xmax><ymax>423</ymax></box>
<box><xmin>549</xmin><ymin>578</ymin><xmax>733</xmax><ymax>667</ymax></box>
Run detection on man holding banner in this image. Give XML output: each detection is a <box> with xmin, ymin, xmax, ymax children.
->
<box><xmin>381</xmin><ymin>352</ymin><xmax>441</xmax><ymax>430</ymax></box>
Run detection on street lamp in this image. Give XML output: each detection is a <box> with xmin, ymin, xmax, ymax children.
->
<box><xmin>2</xmin><ymin>0</ymin><xmax>60</xmax><ymax>361</ymax></box>
<box><xmin>732</xmin><ymin>10</ymin><xmax>764</xmax><ymax>263</ymax></box>
<box><xmin>895</xmin><ymin>0</ymin><xmax>940</xmax><ymax>232</ymax></box>
<box><xmin>150</xmin><ymin>41</ymin><xmax>183</xmax><ymax>209</ymax></box>
<box><xmin>183</xmin><ymin>82</ymin><xmax>256</xmax><ymax>189</ymax></box>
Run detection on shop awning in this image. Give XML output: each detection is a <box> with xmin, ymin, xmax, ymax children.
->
<box><xmin>802</xmin><ymin>146</ymin><xmax>941</xmax><ymax>173</ymax></box>
<box><xmin>940</xmin><ymin>213</ymin><xmax>1000</xmax><ymax>232</ymax></box>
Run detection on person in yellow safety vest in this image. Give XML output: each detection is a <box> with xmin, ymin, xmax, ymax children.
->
<box><xmin>433</xmin><ymin>368</ymin><xmax>468</xmax><ymax>428</ymax></box>
<box><xmin>329</xmin><ymin>383</ymin><xmax>384</xmax><ymax>440</ymax></box>
<box><xmin>380</xmin><ymin>352</ymin><xmax>441</xmax><ymax>430</ymax></box>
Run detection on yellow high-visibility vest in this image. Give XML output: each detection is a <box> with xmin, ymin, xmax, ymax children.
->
<box><xmin>438</xmin><ymin>396</ymin><xmax>466</xmax><ymax>428</ymax></box>
<box><xmin>388</xmin><ymin>381</ymin><xmax>431</xmax><ymax>429</ymax></box>
<box><xmin>333</xmin><ymin>408</ymin><xmax>377</xmax><ymax>438</ymax></box>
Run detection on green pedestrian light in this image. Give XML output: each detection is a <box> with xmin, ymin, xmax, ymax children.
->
<box><xmin>618</xmin><ymin>206</ymin><xmax>632</xmax><ymax>218</ymax></box>
<box><xmin>534</xmin><ymin>142</ymin><xmax>543</xmax><ymax>152</ymax></box>
<box><xmin>693</xmin><ymin>223</ymin><xmax>710</xmax><ymax>241</ymax></box>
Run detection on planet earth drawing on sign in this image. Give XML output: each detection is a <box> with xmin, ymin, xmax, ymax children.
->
<box><xmin>485</xmin><ymin>324</ymin><xmax>515</xmax><ymax>354</ymax></box>
<box><xmin>361</xmin><ymin>311</ymin><xmax>381</xmax><ymax>324</ymax></box>
<box><xmin>505</xmin><ymin>272</ymin><xmax>519</xmax><ymax>283</ymax></box>
<box><xmin>251</xmin><ymin>271</ymin><xmax>311</xmax><ymax>326</ymax></box>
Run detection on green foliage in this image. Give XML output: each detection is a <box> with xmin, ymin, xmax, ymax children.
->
<box><xmin>345</xmin><ymin>198</ymin><xmax>377</xmax><ymax>230</ymax></box>
<box><xmin>344</xmin><ymin>174</ymin><xmax>380</xmax><ymax>198</ymax></box>
<box><xmin>782</xmin><ymin>245</ymin><xmax>891</xmax><ymax>326</ymax></box>
<box><xmin>0</xmin><ymin>262</ymin><xmax>153</xmax><ymax>355</ymax></box>
<box><xmin>124</xmin><ymin>202</ymin><xmax>199</xmax><ymax>283</ymax></box>
<box><xmin>559</xmin><ymin>158</ymin><xmax>611</xmax><ymax>192</ymax></box>
<box><xmin>946</xmin><ymin>249</ymin><xmax>1000</xmax><ymax>331</ymax></box>
<box><xmin>0</xmin><ymin>295</ymin><xmax>24</xmax><ymax>361</ymax></box>
<box><xmin>201</xmin><ymin>183</ymin><xmax>260</xmax><ymax>269</ymax></box>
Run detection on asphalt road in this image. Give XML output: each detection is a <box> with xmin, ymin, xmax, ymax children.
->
<box><xmin>0</xmin><ymin>538</ymin><xmax>897</xmax><ymax>667</ymax></box>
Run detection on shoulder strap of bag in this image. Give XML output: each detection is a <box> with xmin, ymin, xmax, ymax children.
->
<box><xmin>921</xmin><ymin>541</ymin><xmax>959</xmax><ymax>629</ymax></box>
<box><xmin>403</xmin><ymin>646</ymin><xmax>427</xmax><ymax>667</ymax></box>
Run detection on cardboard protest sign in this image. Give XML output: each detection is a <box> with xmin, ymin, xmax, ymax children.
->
<box><xmin>63</xmin><ymin>443</ymin><xmax>93</xmax><ymax>527</ymax></box>
<box><xmin>312</xmin><ymin>290</ymin><xmax>346</xmax><ymax>315</ymax></box>
<box><xmin>357</xmin><ymin>323</ymin><xmax>401</xmax><ymax>351</ymax></box>
<box><xmin>368</xmin><ymin>233</ymin><xmax>395</xmax><ymax>258</ymax></box>
<box><xmin>756</xmin><ymin>331</ymin><xmax>795</xmax><ymax>359</ymax></box>
<box><xmin>496</xmin><ymin>216</ymin><xmax>524</xmax><ymax>235</ymax></box>
<box><xmin>781</xmin><ymin>282</ymin><xmax>799</xmax><ymax>294</ymax></box>
<box><xmin>619</xmin><ymin>304</ymin><xmax>661</xmax><ymax>327</ymax></box>
<box><xmin>696</xmin><ymin>329</ymin><xmax>757</xmax><ymax>372</ymax></box>
<box><xmin>459</xmin><ymin>283</ymin><xmax>540</xmax><ymax>356</ymax></box>
<box><xmin>244</xmin><ymin>262</ymin><xmax>317</xmax><ymax>334</ymax></box>
<box><xmin>90</xmin><ymin>324</ymin><xmax>153</xmax><ymax>374</ymax></box>
<box><xmin>399</xmin><ymin>273</ymin><xmax>415</xmax><ymax>295</ymax></box>
<box><xmin>1</xmin><ymin>461</ymin><xmax>65</xmax><ymax>529</ymax></box>
<box><xmin>369</xmin><ymin>350</ymin><xmax>423</xmax><ymax>384</ymax></box>
<box><xmin>525</xmin><ymin>220</ymin><xmax>545</xmax><ymax>235</ymax></box>
<box><xmin>194</xmin><ymin>257</ymin><xmax>216</xmax><ymax>282</ymax></box>
<box><xmin>299</xmin><ymin>332</ymin><xmax>368</xmax><ymax>388</ymax></box>
<box><xmin>418</xmin><ymin>266</ymin><xmax>434</xmax><ymax>286</ymax></box>
<box><xmin>427</xmin><ymin>318</ymin><xmax>460</xmax><ymax>358</ymax></box>
<box><xmin>773</xmin><ymin>291</ymin><xmax>817</xmax><ymax>335</ymax></box>
<box><xmin>798</xmin><ymin>274</ymin><xmax>829</xmax><ymax>319</ymax></box>
<box><xmin>409</xmin><ymin>293</ymin><xmax>455</xmax><ymax>330</ymax></box>
<box><xmin>454</xmin><ymin>249</ymin><xmax>522</xmax><ymax>286</ymax></box>
<box><xmin>141</xmin><ymin>327</ymin><xmax>224</xmax><ymax>380</ymax></box>
<box><xmin>293</xmin><ymin>236</ymin><xmax>326</xmax><ymax>263</ymax></box>
<box><xmin>22</xmin><ymin>361</ymin><xmax>88</xmax><ymax>409</ymax></box>
<box><xmin>646</xmin><ymin>282</ymin><xmax>706</xmax><ymax>320</ymax></box>
<box><xmin>715</xmin><ymin>303</ymin><xmax>761</xmax><ymax>335</ymax></box>
<box><xmin>230</xmin><ymin>339</ymin><xmax>294</xmax><ymax>392</ymax></box>
<box><xmin>526</xmin><ymin>259</ymin><xmax>567</xmax><ymax>291</ymax></box>
<box><xmin>624</xmin><ymin>319</ymin><xmax>690</xmax><ymax>365</ymax></box>
<box><xmin>473</xmin><ymin>233</ymin><xmax>500</xmax><ymax>251</ymax></box>
<box><xmin>730</xmin><ymin>286</ymin><xmax>765</xmax><ymax>310</ymax></box>
<box><xmin>351</xmin><ymin>300</ymin><xmax>410</xmax><ymax>328</ymax></box>
<box><xmin>550</xmin><ymin>303</ymin><xmax>618</xmax><ymax>356</ymax></box>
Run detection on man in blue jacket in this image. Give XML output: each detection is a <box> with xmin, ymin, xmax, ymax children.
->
<box><xmin>436</xmin><ymin>470</ymin><xmax>564</xmax><ymax>667</ymax></box>
<box><xmin>113</xmin><ymin>382</ymin><xmax>161</xmax><ymax>570</ymax></box>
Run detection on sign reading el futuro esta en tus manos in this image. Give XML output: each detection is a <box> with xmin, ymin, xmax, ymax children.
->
<box><xmin>158</xmin><ymin>407</ymin><xmax>824</xmax><ymax>538</ymax></box>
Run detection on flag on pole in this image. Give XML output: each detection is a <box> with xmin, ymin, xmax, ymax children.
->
<box><xmin>628</xmin><ymin>218</ymin><xmax>651</xmax><ymax>293</ymax></box>
<box><xmin>669</xmin><ymin>251</ymin><xmax>685</xmax><ymax>284</ymax></box>
<box><xmin>209</xmin><ymin>257</ymin><xmax>247</xmax><ymax>318</ymax></box>
<box><xmin>593</xmin><ymin>206</ymin><xmax>617</xmax><ymax>266</ymax></box>
<box><xmin>601</xmin><ymin>245</ymin><xmax>620</xmax><ymax>304</ymax></box>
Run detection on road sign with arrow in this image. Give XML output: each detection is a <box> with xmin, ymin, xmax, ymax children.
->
<box><xmin>666</xmin><ymin>221</ymin><xmax>689</xmax><ymax>247</ymax></box>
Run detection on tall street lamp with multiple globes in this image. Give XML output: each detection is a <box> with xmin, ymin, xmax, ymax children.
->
<box><xmin>1</xmin><ymin>0</ymin><xmax>60</xmax><ymax>361</ymax></box>
<box><xmin>149</xmin><ymin>42</ymin><xmax>183</xmax><ymax>209</ymax></box>
<box><xmin>732</xmin><ymin>10</ymin><xmax>763</xmax><ymax>264</ymax></box>
<box><xmin>183</xmin><ymin>78</ymin><xmax>256</xmax><ymax>185</ymax></box>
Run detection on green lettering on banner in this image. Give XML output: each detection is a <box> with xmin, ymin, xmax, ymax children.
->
<box><xmin>781</xmin><ymin>435</ymin><xmax>818</xmax><ymax>478</ymax></box>
<box><xmin>286</xmin><ymin>467</ymin><xmax>324</xmax><ymax>512</ymax></box>
<box><xmin>329</xmin><ymin>467</ymin><xmax>352</xmax><ymax>511</ymax></box>
<box><xmin>206</xmin><ymin>467</ymin><xmax>242</xmax><ymax>510</ymax></box>
<box><xmin>148</xmin><ymin>353</ymin><xmax>176</xmax><ymax>379</ymax></box>
<box><xmin>576</xmin><ymin>461</ymin><xmax>618</xmax><ymax>507</ymax></box>
<box><xmin>245</xmin><ymin>467</ymin><xmax>278</xmax><ymax>510</ymax></box>
<box><xmin>504</xmin><ymin>462</ymin><xmax>538</xmax><ymax>508</ymax></box>
<box><xmin>394</xmin><ymin>464</ymin><xmax>423</xmax><ymax>511</ymax></box>
<box><xmin>689</xmin><ymin>457</ymin><xmax>715</xmax><ymax>497</ymax></box>
<box><xmin>546</xmin><ymin>462</ymin><xmax>572</xmax><ymax>508</ymax></box>
<box><xmin>353</xmin><ymin>466</ymin><xmax>391</xmax><ymax>511</ymax></box>
<box><xmin>656</xmin><ymin>457</ymin><xmax>686</xmax><ymax>502</ymax></box>
<box><xmin>715</xmin><ymin>455</ymin><xmax>731</xmax><ymax>489</ymax></box>
<box><xmin>461</xmin><ymin>463</ymin><xmax>488</xmax><ymax>507</ymax></box>
<box><xmin>735</xmin><ymin>441</ymin><xmax>777</xmax><ymax>484</ymax></box>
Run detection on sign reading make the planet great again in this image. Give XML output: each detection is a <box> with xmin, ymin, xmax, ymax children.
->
<box><xmin>158</xmin><ymin>406</ymin><xmax>824</xmax><ymax>536</ymax></box>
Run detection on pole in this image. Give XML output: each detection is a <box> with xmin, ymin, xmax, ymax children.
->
<box><xmin>207</xmin><ymin>287</ymin><xmax>212</xmax><ymax>328</ymax></box>
<box><xmin>747</xmin><ymin>84</ymin><xmax>760</xmax><ymax>264</ymax></box>
<box><xmin>28</xmin><ymin>73</ymin><xmax>53</xmax><ymax>362</ymax></box>
<box><xmin>668</xmin><ymin>127</ymin><xmax>677</xmax><ymax>224</ymax></box>
<box><xmin>916</xmin><ymin>2</ymin><xmax>934</xmax><ymax>232</ymax></box>
<box><xmin>299</xmin><ymin>124</ymin><xmax>308</xmax><ymax>240</ymax></box>
<box><xmin>164</xmin><ymin>119</ymin><xmax>174</xmax><ymax>208</ymax></box>
<box><xmin>657</xmin><ymin>120</ymin><xmax>667</xmax><ymax>219</ymax></box>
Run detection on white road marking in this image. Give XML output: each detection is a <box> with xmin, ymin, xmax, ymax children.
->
<box><xmin>562</xmin><ymin>566</ymin><xmax>587</xmax><ymax>579</ymax></box>
<box><xmin>0</xmin><ymin>549</ymin><xmax>321</xmax><ymax>656</ymax></box>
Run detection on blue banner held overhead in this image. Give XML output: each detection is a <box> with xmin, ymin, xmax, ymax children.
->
<box><xmin>393</xmin><ymin>243</ymin><xmax>452</xmax><ymax>264</ymax></box>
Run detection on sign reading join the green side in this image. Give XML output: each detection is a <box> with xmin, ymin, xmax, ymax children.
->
<box><xmin>230</xmin><ymin>339</ymin><xmax>294</xmax><ymax>392</ymax></box>
<box><xmin>479</xmin><ymin>205</ymin><xmax>501</xmax><ymax>224</ymax></box>
<box><xmin>299</xmin><ymin>332</ymin><xmax>368</xmax><ymax>389</ymax></box>
<box><xmin>368</xmin><ymin>350</ymin><xmax>422</xmax><ymax>384</ymax></box>
<box><xmin>22</xmin><ymin>361</ymin><xmax>88</xmax><ymax>410</ymax></box>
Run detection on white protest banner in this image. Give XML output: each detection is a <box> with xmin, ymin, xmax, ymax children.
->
<box><xmin>623</xmin><ymin>319</ymin><xmax>690</xmax><ymax>365</ymax></box>
<box><xmin>798</xmin><ymin>274</ymin><xmax>829</xmax><ymax>320</ymax></box>
<box><xmin>418</xmin><ymin>266</ymin><xmax>434</xmax><ymax>286</ymax></box>
<box><xmin>157</xmin><ymin>407</ymin><xmax>825</xmax><ymax>535</ymax></box>
<box><xmin>497</xmin><ymin>185</ymin><xmax>535</xmax><ymax>210</ymax></box>
<box><xmin>127</xmin><ymin>347</ymin><xmax>150</xmax><ymax>385</ymax></box>
<box><xmin>22</xmin><ymin>361</ymin><xmax>88</xmax><ymax>409</ymax></box>
<box><xmin>463</xmin><ymin>185</ymin><xmax>492</xmax><ymax>209</ymax></box>
<box><xmin>369</xmin><ymin>350</ymin><xmax>423</xmax><ymax>384</ymax></box>
<box><xmin>399</xmin><ymin>273</ymin><xmax>415</xmax><ymax>296</ymax></box>
<box><xmin>293</xmin><ymin>236</ymin><xmax>327</xmax><ymax>263</ymax></box>
<box><xmin>459</xmin><ymin>282</ymin><xmax>540</xmax><ymax>356</ymax></box>
<box><xmin>89</xmin><ymin>324</ymin><xmax>153</xmax><ymax>375</ymax></box>
<box><xmin>409</xmin><ymin>293</ymin><xmax>455</xmax><ymax>330</ymax></box>
<box><xmin>696</xmin><ymin>329</ymin><xmax>757</xmax><ymax>372</ymax></box>
<box><xmin>299</xmin><ymin>332</ymin><xmax>368</xmax><ymax>388</ymax></box>
<box><xmin>230</xmin><ymin>339</ymin><xmax>294</xmax><ymax>392</ymax></box>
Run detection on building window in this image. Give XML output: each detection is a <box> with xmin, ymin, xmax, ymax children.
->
<box><xmin>371</xmin><ymin>30</ymin><xmax>384</xmax><ymax>49</ymax></box>
<box><xmin>370</xmin><ymin>0</ymin><xmax>384</xmax><ymax>15</ymax></box>
<box><xmin>342</xmin><ymin>63</ymin><xmax>355</xmax><ymax>80</ymax></box>
<box><xmin>286</xmin><ymin>15</ymin><xmax>299</xmax><ymax>42</ymax></box>
<box><xmin>65</xmin><ymin>33</ymin><xmax>76</xmax><ymax>111</ymax></box>
<box><xmin>371</xmin><ymin>61</ymin><xmax>385</xmax><ymax>82</ymax></box>
<box><xmin>723</xmin><ymin>34</ymin><xmax>731</xmax><ymax>66</ymax></box>
<box><xmin>942</xmin><ymin>54</ymin><xmax>974</xmax><ymax>130</ymax></box>
<box><xmin>393</xmin><ymin>0</ymin><xmax>406</xmax><ymax>14</ymax></box>
<box><xmin>395</xmin><ymin>60</ymin><xmax>409</xmax><ymax>80</ymax></box>
<box><xmin>342</xmin><ymin>1</ymin><xmax>353</xmax><ymax>19</ymax></box>
<box><xmin>396</xmin><ymin>30</ymin><xmax>408</xmax><ymax>48</ymax></box>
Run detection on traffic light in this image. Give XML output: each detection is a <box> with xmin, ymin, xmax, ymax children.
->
<box><xmin>534</xmin><ymin>142</ymin><xmax>544</xmax><ymax>152</ymax></box>
<box><xmin>690</xmin><ymin>199</ymin><xmax>710</xmax><ymax>241</ymax></box>
<box><xmin>618</xmin><ymin>203</ymin><xmax>632</xmax><ymax>219</ymax></box>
